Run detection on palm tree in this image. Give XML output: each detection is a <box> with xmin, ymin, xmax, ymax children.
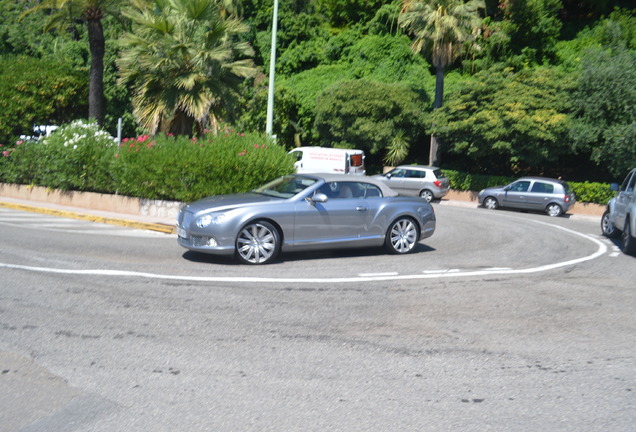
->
<box><xmin>399</xmin><ymin>0</ymin><xmax>484</xmax><ymax>164</ymax></box>
<box><xmin>22</xmin><ymin>0</ymin><xmax>124</xmax><ymax>126</ymax></box>
<box><xmin>118</xmin><ymin>0</ymin><xmax>256</xmax><ymax>136</ymax></box>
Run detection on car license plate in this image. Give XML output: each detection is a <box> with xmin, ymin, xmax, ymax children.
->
<box><xmin>176</xmin><ymin>226</ymin><xmax>187</xmax><ymax>238</ymax></box>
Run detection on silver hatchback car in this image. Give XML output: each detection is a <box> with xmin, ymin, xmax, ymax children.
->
<box><xmin>373</xmin><ymin>165</ymin><xmax>450</xmax><ymax>202</ymax></box>
<box><xmin>478</xmin><ymin>177</ymin><xmax>576</xmax><ymax>217</ymax></box>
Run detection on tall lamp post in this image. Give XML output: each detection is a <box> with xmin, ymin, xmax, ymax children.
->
<box><xmin>265</xmin><ymin>0</ymin><xmax>278</xmax><ymax>138</ymax></box>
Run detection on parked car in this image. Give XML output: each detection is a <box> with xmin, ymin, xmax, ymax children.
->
<box><xmin>478</xmin><ymin>177</ymin><xmax>576</xmax><ymax>217</ymax></box>
<box><xmin>177</xmin><ymin>174</ymin><xmax>436</xmax><ymax>264</ymax></box>
<box><xmin>601</xmin><ymin>168</ymin><xmax>636</xmax><ymax>255</ymax></box>
<box><xmin>373</xmin><ymin>165</ymin><xmax>450</xmax><ymax>202</ymax></box>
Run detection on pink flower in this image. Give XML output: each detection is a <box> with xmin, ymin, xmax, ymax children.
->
<box><xmin>2</xmin><ymin>150</ymin><xmax>10</xmax><ymax>157</ymax></box>
<box><xmin>16</xmin><ymin>140</ymin><xmax>23</xmax><ymax>145</ymax></box>
<box><xmin>253</xmin><ymin>144</ymin><xmax>260</xmax><ymax>149</ymax></box>
<box><xmin>237</xmin><ymin>150</ymin><xmax>247</xmax><ymax>156</ymax></box>
<box><xmin>115</xmin><ymin>153</ymin><xmax>119</xmax><ymax>159</ymax></box>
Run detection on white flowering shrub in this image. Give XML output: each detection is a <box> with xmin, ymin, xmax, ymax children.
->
<box><xmin>1</xmin><ymin>120</ymin><xmax>118</xmax><ymax>191</ymax></box>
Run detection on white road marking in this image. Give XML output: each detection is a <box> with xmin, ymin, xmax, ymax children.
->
<box><xmin>0</xmin><ymin>216</ymin><xmax>610</xmax><ymax>284</ymax></box>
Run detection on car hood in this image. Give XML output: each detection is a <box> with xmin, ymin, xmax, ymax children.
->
<box><xmin>182</xmin><ymin>193</ymin><xmax>283</xmax><ymax>214</ymax></box>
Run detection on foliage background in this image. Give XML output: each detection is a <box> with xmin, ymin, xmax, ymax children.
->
<box><xmin>0</xmin><ymin>0</ymin><xmax>635</xmax><ymax>188</ymax></box>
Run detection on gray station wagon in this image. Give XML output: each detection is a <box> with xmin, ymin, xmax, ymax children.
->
<box><xmin>478</xmin><ymin>177</ymin><xmax>576</xmax><ymax>217</ymax></box>
<box><xmin>373</xmin><ymin>165</ymin><xmax>450</xmax><ymax>202</ymax></box>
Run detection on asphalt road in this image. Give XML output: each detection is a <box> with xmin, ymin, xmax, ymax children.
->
<box><xmin>0</xmin><ymin>205</ymin><xmax>634</xmax><ymax>431</ymax></box>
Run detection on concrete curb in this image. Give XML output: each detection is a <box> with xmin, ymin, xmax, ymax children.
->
<box><xmin>0</xmin><ymin>200</ymin><xmax>175</xmax><ymax>234</ymax></box>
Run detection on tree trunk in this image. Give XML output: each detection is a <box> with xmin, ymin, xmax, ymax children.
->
<box><xmin>433</xmin><ymin>64</ymin><xmax>445</xmax><ymax>109</ymax></box>
<box><xmin>87</xmin><ymin>19</ymin><xmax>105</xmax><ymax>126</ymax></box>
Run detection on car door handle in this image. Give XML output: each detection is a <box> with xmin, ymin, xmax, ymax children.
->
<box><xmin>356</xmin><ymin>206</ymin><xmax>368</xmax><ymax>212</ymax></box>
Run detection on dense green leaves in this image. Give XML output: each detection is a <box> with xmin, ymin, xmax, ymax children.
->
<box><xmin>315</xmin><ymin>80</ymin><xmax>427</xmax><ymax>165</ymax></box>
<box><xmin>0</xmin><ymin>56</ymin><xmax>88</xmax><ymax>144</ymax></box>
<box><xmin>118</xmin><ymin>0</ymin><xmax>257</xmax><ymax>136</ymax></box>
<box><xmin>569</xmin><ymin>45</ymin><xmax>636</xmax><ymax>177</ymax></box>
<box><xmin>432</xmin><ymin>65</ymin><xmax>576</xmax><ymax>175</ymax></box>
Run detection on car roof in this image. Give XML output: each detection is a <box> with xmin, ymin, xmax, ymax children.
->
<box><xmin>395</xmin><ymin>165</ymin><xmax>440</xmax><ymax>170</ymax></box>
<box><xmin>517</xmin><ymin>176</ymin><xmax>566</xmax><ymax>184</ymax></box>
<box><xmin>296</xmin><ymin>173</ymin><xmax>398</xmax><ymax>197</ymax></box>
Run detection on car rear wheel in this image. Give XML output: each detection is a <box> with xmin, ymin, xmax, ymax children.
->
<box><xmin>385</xmin><ymin>217</ymin><xmax>419</xmax><ymax>254</ymax></box>
<box><xmin>621</xmin><ymin>219</ymin><xmax>636</xmax><ymax>255</ymax></box>
<box><xmin>483</xmin><ymin>196</ymin><xmax>499</xmax><ymax>210</ymax></box>
<box><xmin>546</xmin><ymin>203</ymin><xmax>563</xmax><ymax>217</ymax></box>
<box><xmin>601</xmin><ymin>210</ymin><xmax>620</xmax><ymax>238</ymax></box>
<box><xmin>236</xmin><ymin>221</ymin><xmax>280</xmax><ymax>264</ymax></box>
<box><xmin>419</xmin><ymin>189</ymin><xmax>434</xmax><ymax>203</ymax></box>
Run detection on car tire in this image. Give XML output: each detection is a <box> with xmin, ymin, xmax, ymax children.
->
<box><xmin>483</xmin><ymin>196</ymin><xmax>499</xmax><ymax>210</ymax></box>
<box><xmin>235</xmin><ymin>221</ymin><xmax>281</xmax><ymax>264</ymax></box>
<box><xmin>419</xmin><ymin>189</ymin><xmax>434</xmax><ymax>203</ymax></box>
<box><xmin>621</xmin><ymin>219</ymin><xmax>636</xmax><ymax>256</ymax></box>
<box><xmin>601</xmin><ymin>210</ymin><xmax>620</xmax><ymax>238</ymax></box>
<box><xmin>385</xmin><ymin>217</ymin><xmax>419</xmax><ymax>254</ymax></box>
<box><xmin>545</xmin><ymin>203</ymin><xmax>563</xmax><ymax>217</ymax></box>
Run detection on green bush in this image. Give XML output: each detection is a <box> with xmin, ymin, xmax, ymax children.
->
<box><xmin>0</xmin><ymin>55</ymin><xmax>88</xmax><ymax>145</ymax></box>
<box><xmin>111</xmin><ymin>130</ymin><xmax>295</xmax><ymax>201</ymax></box>
<box><xmin>0</xmin><ymin>120</ymin><xmax>117</xmax><ymax>192</ymax></box>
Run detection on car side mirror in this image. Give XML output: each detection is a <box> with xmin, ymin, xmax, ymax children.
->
<box><xmin>610</xmin><ymin>183</ymin><xmax>619</xmax><ymax>191</ymax></box>
<box><xmin>308</xmin><ymin>193</ymin><xmax>328</xmax><ymax>205</ymax></box>
<box><xmin>385</xmin><ymin>173</ymin><xmax>392</xmax><ymax>179</ymax></box>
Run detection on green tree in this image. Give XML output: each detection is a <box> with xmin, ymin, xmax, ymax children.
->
<box><xmin>0</xmin><ymin>55</ymin><xmax>88</xmax><ymax>144</ymax></box>
<box><xmin>570</xmin><ymin>46</ymin><xmax>636</xmax><ymax>177</ymax></box>
<box><xmin>118</xmin><ymin>0</ymin><xmax>257</xmax><ymax>136</ymax></box>
<box><xmin>432</xmin><ymin>65</ymin><xmax>575</xmax><ymax>176</ymax></box>
<box><xmin>314</xmin><ymin>80</ymin><xmax>427</xmax><ymax>167</ymax></box>
<box><xmin>399</xmin><ymin>0</ymin><xmax>485</xmax><ymax>164</ymax></box>
<box><xmin>399</xmin><ymin>0</ymin><xmax>485</xmax><ymax>109</ymax></box>
<box><xmin>21</xmin><ymin>0</ymin><xmax>126</xmax><ymax>126</ymax></box>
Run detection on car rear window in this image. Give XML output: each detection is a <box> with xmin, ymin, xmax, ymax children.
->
<box><xmin>433</xmin><ymin>169</ymin><xmax>446</xmax><ymax>178</ymax></box>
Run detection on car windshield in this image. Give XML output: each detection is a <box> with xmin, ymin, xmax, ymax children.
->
<box><xmin>252</xmin><ymin>175</ymin><xmax>318</xmax><ymax>198</ymax></box>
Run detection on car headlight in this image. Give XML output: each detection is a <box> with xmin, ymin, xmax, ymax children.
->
<box><xmin>196</xmin><ymin>213</ymin><xmax>227</xmax><ymax>228</ymax></box>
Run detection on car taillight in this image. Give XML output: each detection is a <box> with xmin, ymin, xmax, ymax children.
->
<box><xmin>434</xmin><ymin>180</ymin><xmax>442</xmax><ymax>188</ymax></box>
<box><xmin>564</xmin><ymin>195</ymin><xmax>570</xmax><ymax>203</ymax></box>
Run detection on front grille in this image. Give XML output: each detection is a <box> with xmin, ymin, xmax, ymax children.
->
<box><xmin>192</xmin><ymin>236</ymin><xmax>210</xmax><ymax>247</ymax></box>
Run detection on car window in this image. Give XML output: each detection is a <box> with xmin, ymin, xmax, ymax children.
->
<box><xmin>531</xmin><ymin>182</ymin><xmax>554</xmax><ymax>194</ymax></box>
<box><xmin>433</xmin><ymin>169</ymin><xmax>445</xmax><ymax>178</ymax></box>
<box><xmin>360</xmin><ymin>183</ymin><xmax>383</xmax><ymax>198</ymax></box>
<box><xmin>626</xmin><ymin>173</ymin><xmax>636</xmax><ymax>193</ymax></box>
<box><xmin>317</xmin><ymin>182</ymin><xmax>382</xmax><ymax>199</ymax></box>
<box><xmin>509</xmin><ymin>181</ymin><xmax>530</xmax><ymax>192</ymax></box>
<box><xmin>405</xmin><ymin>169</ymin><xmax>425</xmax><ymax>179</ymax></box>
<box><xmin>390</xmin><ymin>169</ymin><xmax>407</xmax><ymax>178</ymax></box>
<box><xmin>319</xmin><ymin>182</ymin><xmax>363</xmax><ymax>199</ymax></box>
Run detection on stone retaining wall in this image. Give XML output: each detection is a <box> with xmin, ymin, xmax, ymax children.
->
<box><xmin>1</xmin><ymin>183</ymin><xmax>604</xmax><ymax>218</ymax></box>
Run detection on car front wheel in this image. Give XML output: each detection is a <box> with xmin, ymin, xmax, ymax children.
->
<box><xmin>545</xmin><ymin>203</ymin><xmax>563</xmax><ymax>217</ymax></box>
<box><xmin>601</xmin><ymin>210</ymin><xmax>619</xmax><ymax>238</ymax></box>
<box><xmin>621</xmin><ymin>219</ymin><xmax>636</xmax><ymax>255</ymax></box>
<box><xmin>419</xmin><ymin>189</ymin><xmax>434</xmax><ymax>202</ymax></box>
<box><xmin>236</xmin><ymin>221</ymin><xmax>281</xmax><ymax>264</ymax></box>
<box><xmin>385</xmin><ymin>217</ymin><xmax>419</xmax><ymax>254</ymax></box>
<box><xmin>483</xmin><ymin>196</ymin><xmax>499</xmax><ymax>210</ymax></box>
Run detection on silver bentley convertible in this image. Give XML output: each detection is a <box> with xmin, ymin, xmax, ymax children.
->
<box><xmin>177</xmin><ymin>174</ymin><xmax>436</xmax><ymax>264</ymax></box>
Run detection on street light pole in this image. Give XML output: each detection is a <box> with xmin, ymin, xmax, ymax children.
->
<box><xmin>265</xmin><ymin>0</ymin><xmax>278</xmax><ymax>138</ymax></box>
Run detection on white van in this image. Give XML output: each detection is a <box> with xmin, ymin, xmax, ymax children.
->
<box><xmin>289</xmin><ymin>147</ymin><xmax>366</xmax><ymax>175</ymax></box>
